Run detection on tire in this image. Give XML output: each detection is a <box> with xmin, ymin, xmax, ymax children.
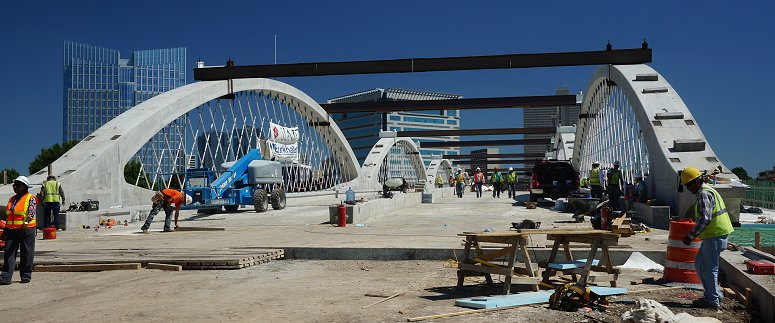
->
<box><xmin>224</xmin><ymin>204</ymin><xmax>239</xmax><ymax>212</ymax></box>
<box><xmin>270</xmin><ymin>188</ymin><xmax>286</xmax><ymax>210</ymax></box>
<box><xmin>253</xmin><ymin>189</ymin><xmax>268</xmax><ymax>213</ymax></box>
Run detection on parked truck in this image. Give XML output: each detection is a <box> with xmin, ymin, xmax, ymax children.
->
<box><xmin>182</xmin><ymin>149</ymin><xmax>286</xmax><ymax>213</ymax></box>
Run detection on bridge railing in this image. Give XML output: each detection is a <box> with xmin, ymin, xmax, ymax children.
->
<box><xmin>743</xmin><ymin>179</ymin><xmax>775</xmax><ymax>209</ymax></box>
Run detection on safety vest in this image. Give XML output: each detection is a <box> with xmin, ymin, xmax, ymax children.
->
<box><xmin>506</xmin><ymin>172</ymin><xmax>517</xmax><ymax>183</ymax></box>
<box><xmin>473</xmin><ymin>173</ymin><xmax>484</xmax><ymax>183</ymax></box>
<box><xmin>608</xmin><ymin>169</ymin><xmax>622</xmax><ymax>187</ymax></box>
<box><xmin>455</xmin><ymin>173</ymin><xmax>465</xmax><ymax>183</ymax></box>
<box><xmin>491</xmin><ymin>172</ymin><xmax>503</xmax><ymax>183</ymax></box>
<box><xmin>436</xmin><ymin>176</ymin><xmax>444</xmax><ymax>185</ymax></box>
<box><xmin>5</xmin><ymin>193</ymin><xmax>36</xmax><ymax>229</ymax></box>
<box><xmin>44</xmin><ymin>180</ymin><xmax>61</xmax><ymax>203</ymax></box>
<box><xmin>588</xmin><ymin>168</ymin><xmax>601</xmax><ymax>186</ymax></box>
<box><xmin>694</xmin><ymin>184</ymin><xmax>734</xmax><ymax>240</ymax></box>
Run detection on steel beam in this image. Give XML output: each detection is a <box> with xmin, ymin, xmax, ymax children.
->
<box><xmin>194</xmin><ymin>47</ymin><xmax>652</xmax><ymax>80</ymax></box>
<box><xmin>444</xmin><ymin>153</ymin><xmax>546</xmax><ymax>159</ymax></box>
<box><xmin>421</xmin><ymin>139</ymin><xmax>550</xmax><ymax>148</ymax></box>
<box><xmin>322</xmin><ymin>96</ymin><xmax>576</xmax><ymax>113</ymax></box>
<box><xmin>398</xmin><ymin>127</ymin><xmax>556</xmax><ymax>137</ymax></box>
<box><xmin>454</xmin><ymin>159</ymin><xmax>540</xmax><ymax>165</ymax></box>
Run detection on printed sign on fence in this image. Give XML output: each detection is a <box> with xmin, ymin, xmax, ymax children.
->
<box><xmin>269</xmin><ymin>122</ymin><xmax>299</xmax><ymax>145</ymax></box>
<box><xmin>268</xmin><ymin>140</ymin><xmax>299</xmax><ymax>162</ymax></box>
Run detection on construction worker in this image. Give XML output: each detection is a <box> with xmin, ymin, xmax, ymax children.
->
<box><xmin>435</xmin><ymin>175</ymin><xmax>444</xmax><ymax>188</ymax></box>
<box><xmin>606</xmin><ymin>160</ymin><xmax>625</xmax><ymax>211</ymax></box>
<box><xmin>2</xmin><ymin>176</ymin><xmax>37</xmax><ymax>285</ymax></box>
<box><xmin>632</xmin><ymin>173</ymin><xmax>648</xmax><ymax>203</ymax></box>
<box><xmin>472</xmin><ymin>167</ymin><xmax>485</xmax><ymax>198</ymax></box>
<box><xmin>448</xmin><ymin>175</ymin><xmax>454</xmax><ymax>187</ymax></box>
<box><xmin>588</xmin><ymin>161</ymin><xmax>604</xmax><ymax>200</ymax></box>
<box><xmin>141</xmin><ymin>188</ymin><xmax>192</xmax><ymax>233</ymax></box>
<box><xmin>506</xmin><ymin>167</ymin><xmax>518</xmax><ymax>199</ymax></box>
<box><xmin>490</xmin><ymin>166</ymin><xmax>503</xmax><ymax>198</ymax></box>
<box><xmin>40</xmin><ymin>175</ymin><xmax>66</xmax><ymax>230</ymax></box>
<box><xmin>454</xmin><ymin>168</ymin><xmax>468</xmax><ymax>198</ymax></box>
<box><xmin>680</xmin><ymin>167</ymin><xmax>734</xmax><ymax>309</ymax></box>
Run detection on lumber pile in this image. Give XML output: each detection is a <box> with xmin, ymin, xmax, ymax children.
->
<box><xmin>33</xmin><ymin>248</ymin><xmax>284</xmax><ymax>270</ymax></box>
<box><xmin>610</xmin><ymin>216</ymin><xmax>634</xmax><ymax>237</ymax></box>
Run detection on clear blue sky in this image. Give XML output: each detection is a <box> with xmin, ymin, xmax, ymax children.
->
<box><xmin>1</xmin><ymin>1</ymin><xmax>773</xmax><ymax>177</ymax></box>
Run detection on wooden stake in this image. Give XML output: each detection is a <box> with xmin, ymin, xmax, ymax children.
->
<box><xmin>755</xmin><ymin>232</ymin><xmax>761</xmax><ymax>250</ymax></box>
<box><xmin>34</xmin><ymin>263</ymin><xmax>142</xmax><ymax>272</ymax></box>
<box><xmin>363</xmin><ymin>290</ymin><xmax>405</xmax><ymax>309</ymax></box>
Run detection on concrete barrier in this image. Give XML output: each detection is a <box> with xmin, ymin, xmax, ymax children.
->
<box><xmin>720</xmin><ymin>250</ymin><xmax>775</xmax><ymax>323</ymax></box>
<box><xmin>328</xmin><ymin>192</ymin><xmax>422</xmax><ymax>224</ymax></box>
<box><xmin>631</xmin><ymin>202</ymin><xmax>671</xmax><ymax>229</ymax></box>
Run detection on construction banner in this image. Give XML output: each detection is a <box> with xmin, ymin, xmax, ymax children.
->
<box><xmin>267</xmin><ymin>140</ymin><xmax>299</xmax><ymax>162</ymax></box>
<box><xmin>269</xmin><ymin>122</ymin><xmax>299</xmax><ymax>145</ymax></box>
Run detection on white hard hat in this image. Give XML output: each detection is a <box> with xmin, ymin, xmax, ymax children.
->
<box><xmin>476</xmin><ymin>167</ymin><xmax>481</xmax><ymax>171</ymax></box>
<box><xmin>457</xmin><ymin>167</ymin><xmax>462</xmax><ymax>171</ymax></box>
<box><xmin>185</xmin><ymin>194</ymin><xmax>193</xmax><ymax>205</ymax></box>
<box><xmin>614</xmin><ymin>160</ymin><xmax>621</xmax><ymax>166</ymax></box>
<box><xmin>13</xmin><ymin>176</ymin><xmax>31</xmax><ymax>188</ymax></box>
<box><xmin>592</xmin><ymin>161</ymin><xmax>600</xmax><ymax>165</ymax></box>
<box><xmin>508</xmin><ymin>167</ymin><xmax>513</xmax><ymax>171</ymax></box>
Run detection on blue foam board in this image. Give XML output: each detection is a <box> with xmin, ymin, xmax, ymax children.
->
<box><xmin>548</xmin><ymin>258</ymin><xmax>600</xmax><ymax>270</ymax></box>
<box><xmin>455</xmin><ymin>291</ymin><xmax>554</xmax><ymax>309</ymax></box>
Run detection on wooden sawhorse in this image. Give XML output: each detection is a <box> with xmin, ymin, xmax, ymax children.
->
<box><xmin>456</xmin><ymin>232</ymin><xmax>541</xmax><ymax>295</ymax></box>
<box><xmin>540</xmin><ymin>231</ymin><xmax>620</xmax><ymax>287</ymax></box>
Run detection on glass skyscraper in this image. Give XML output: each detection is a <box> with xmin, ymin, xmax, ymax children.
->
<box><xmin>63</xmin><ymin>41</ymin><xmax>187</xmax><ymax>177</ymax></box>
<box><xmin>328</xmin><ymin>88</ymin><xmax>461</xmax><ymax>166</ymax></box>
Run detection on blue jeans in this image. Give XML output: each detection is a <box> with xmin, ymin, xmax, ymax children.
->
<box><xmin>44</xmin><ymin>202</ymin><xmax>61</xmax><ymax>229</ymax></box>
<box><xmin>507</xmin><ymin>182</ymin><xmax>517</xmax><ymax>198</ymax></box>
<box><xmin>695</xmin><ymin>235</ymin><xmax>728</xmax><ymax>306</ymax></box>
<box><xmin>141</xmin><ymin>202</ymin><xmax>173</xmax><ymax>231</ymax></box>
<box><xmin>475</xmin><ymin>183</ymin><xmax>483</xmax><ymax>197</ymax></box>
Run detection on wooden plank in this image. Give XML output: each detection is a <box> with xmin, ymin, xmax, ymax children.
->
<box><xmin>34</xmin><ymin>263</ymin><xmax>142</xmax><ymax>272</ymax></box>
<box><xmin>458</xmin><ymin>263</ymin><xmax>511</xmax><ymax>276</ymax></box>
<box><xmin>362</xmin><ymin>290</ymin><xmax>405</xmax><ymax>309</ymax></box>
<box><xmin>145</xmin><ymin>263</ymin><xmax>183</xmax><ymax>271</ymax></box>
<box><xmin>454</xmin><ymin>290</ymin><xmax>554</xmax><ymax>309</ymax></box>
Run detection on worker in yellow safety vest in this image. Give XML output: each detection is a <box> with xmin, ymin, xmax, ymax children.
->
<box><xmin>606</xmin><ymin>160</ymin><xmax>625</xmax><ymax>211</ymax></box>
<box><xmin>490</xmin><ymin>167</ymin><xmax>503</xmax><ymax>198</ymax></box>
<box><xmin>2</xmin><ymin>176</ymin><xmax>37</xmax><ymax>285</ymax></box>
<box><xmin>454</xmin><ymin>168</ymin><xmax>468</xmax><ymax>198</ymax></box>
<box><xmin>40</xmin><ymin>175</ymin><xmax>66</xmax><ymax>230</ymax></box>
<box><xmin>506</xmin><ymin>167</ymin><xmax>518</xmax><ymax>199</ymax></box>
<box><xmin>588</xmin><ymin>161</ymin><xmax>604</xmax><ymax>201</ymax></box>
<box><xmin>680</xmin><ymin>167</ymin><xmax>734</xmax><ymax>309</ymax></box>
<box><xmin>435</xmin><ymin>175</ymin><xmax>444</xmax><ymax>188</ymax></box>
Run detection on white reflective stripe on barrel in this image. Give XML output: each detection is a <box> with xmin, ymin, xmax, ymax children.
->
<box><xmin>667</xmin><ymin>239</ymin><xmax>701</xmax><ymax>249</ymax></box>
<box><xmin>664</xmin><ymin>259</ymin><xmax>696</xmax><ymax>270</ymax></box>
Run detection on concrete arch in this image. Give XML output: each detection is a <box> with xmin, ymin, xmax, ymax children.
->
<box><xmin>361</xmin><ymin>137</ymin><xmax>427</xmax><ymax>190</ymax></box>
<box><xmin>0</xmin><ymin>79</ymin><xmax>362</xmax><ymax>207</ymax></box>
<box><xmin>425</xmin><ymin>159</ymin><xmax>454</xmax><ymax>188</ymax></box>
<box><xmin>572</xmin><ymin>64</ymin><xmax>741</xmax><ymax>219</ymax></box>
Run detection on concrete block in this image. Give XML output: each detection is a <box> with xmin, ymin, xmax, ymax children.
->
<box><xmin>720</xmin><ymin>251</ymin><xmax>775</xmax><ymax>323</ymax></box>
<box><xmin>672</xmin><ymin>139</ymin><xmax>706</xmax><ymax>152</ymax></box>
<box><xmin>328</xmin><ymin>192</ymin><xmax>422</xmax><ymax>224</ymax></box>
<box><xmin>631</xmin><ymin>203</ymin><xmax>671</xmax><ymax>229</ymax></box>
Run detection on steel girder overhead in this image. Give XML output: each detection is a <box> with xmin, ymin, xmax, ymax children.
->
<box><xmin>194</xmin><ymin>46</ymin><xmax>651</xmax><ymax>80</ymax></box>
<box><xmin>398</xmin><ymin>127</ymin><xmax>556</xmax><ymax>137</ymax></box>
<box><xmin>0</xmin><ymin>79</ymin><xmax>362</xmax><ymax>208</ymax></box>
<box><xmin>421</xmin><ymin>139</ymin><xmax>550</xmax><ymax>148</ymax></box>
<box><xmin>572</xmin><ymin>64</ymin><xmax>745</xmax><ymax>223</ymax></box>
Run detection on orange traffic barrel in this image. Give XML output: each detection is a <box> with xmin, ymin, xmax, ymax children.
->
<box><xmin>663</xmin><ymin>219</ymin><xmax>701</xmax><ymax>284</ymax></box>
<box><xmin>43</xmin><ymin>227</ymin><xmax>57</xmax><ymax>240</ymax></box>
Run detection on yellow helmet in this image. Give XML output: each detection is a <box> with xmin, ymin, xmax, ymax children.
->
<box><xmin>680</xmin><ymin>167</ymin><xmax>702</xmax><ymax>185</ymax></box>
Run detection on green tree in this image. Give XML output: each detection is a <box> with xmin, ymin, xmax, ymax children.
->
<box><xmin>731</xmin><ymin>167</ymin><xmax>751</xmax><ymax>180</ymax></box>
<box><xmin>124</xmin><ymin>160</ymin><xmax>151</xmax><ymax>189</ymax></box>
<box><xmin>1</xmin><ymin>168</ymin><xmax>20</xmax><ymax>184</ymax></box>
<box><xmin>28</xmin><ymin>140</ymin><xmax>79</xmax><ymax>174</ymax></box>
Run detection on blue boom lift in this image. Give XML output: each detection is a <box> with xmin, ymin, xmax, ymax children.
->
<box><xmin>182</xmin><ymin>149</ymin><xmax>286</xmax><ymax>213</ymax></box>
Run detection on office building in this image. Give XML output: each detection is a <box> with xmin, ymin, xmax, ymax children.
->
<box><xmin>328</xmin><ymin>88</ymin><xmax>461</xmax><ymax>166</ymax></box>
<box><xmin>470</xmin><ymin>148</ymin><xmax>500</xmax><ymax>171</ymax></box>
<box><xmin>63</xmin><ymin>41</ymin><xmax>187</xmax><ymax>175</ymax></box>
<box><xmin>523</xmin><ymin>87</ymin><xmax>582</xmax><ymax>156</ymax></box>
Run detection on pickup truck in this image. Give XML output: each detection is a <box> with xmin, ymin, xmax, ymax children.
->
<box><xmin>529</xmin><ymin>160</ymin><xmax>580</xmax><ymax>202</ymax></box>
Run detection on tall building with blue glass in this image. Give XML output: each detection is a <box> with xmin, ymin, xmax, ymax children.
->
<box><xmin>63</xmin><ymin>41</ymin><xmax>187</xmax><ymax>177</ymax></box>
<box><xmin>327</xmin><ymin>88</ymin><xmax>460</xmax><ymax>166</ymax></box>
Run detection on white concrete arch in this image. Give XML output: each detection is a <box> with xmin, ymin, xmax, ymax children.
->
<box><xmin>572</xmin><ymin>64</ymin><xmax>741</xmax><ymax>218</ymax></box>
<box><xmin>425</xmin><ymin>159</ymin><xmax>454</xmax><ymax>188</ymax></box>
<box><xmin>361</xmin><ymin>137</ymin><xmax>427</xmax><ymax>190</ymax></box>
<box><xmin>0</xmin><ymin>79</ymin><xmax>362</xmax><ymax>208</ymax></box>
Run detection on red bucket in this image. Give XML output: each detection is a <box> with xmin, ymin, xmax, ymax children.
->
<box><xmin>43</xmin><ymin>227</ymin><xmax>57</xmax><ymax>240</ymax></box>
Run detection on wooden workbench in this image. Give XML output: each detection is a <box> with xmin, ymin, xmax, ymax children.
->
<box><xmin>456</xmin><ymin>229</ymin><xmax>619</xmax><ymax>294</ymax></box>
<box><xmin>539</xmin><ymin>231</ymin><xmax>620</xmax><ymax>287</ymax></box>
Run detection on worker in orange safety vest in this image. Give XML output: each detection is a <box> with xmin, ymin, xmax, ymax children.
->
<box><xmin>2</xmin><ymin>176</ymin><xmax>37</xmax><ymax>285</ymax></box>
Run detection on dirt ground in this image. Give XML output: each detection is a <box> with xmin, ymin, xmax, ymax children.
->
<box><xmin>0</xmin><ymin>260</ymin><xmax>752</xmax><ymax>323</ymax></box>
